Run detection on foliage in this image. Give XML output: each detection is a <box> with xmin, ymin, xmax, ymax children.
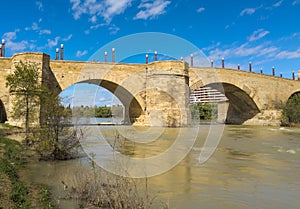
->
<box><xmin>61</xmin><ymin>162</ymin><xmax>168</xmax><ymax>209</ymax></box>
<box><xmin>0</xmin><ymin>137</ymin><xmax>30</xmax><ymax>209</ymax></box>
<box><xmin>35</xmin><ymin>91</ymin><xmax>81</xmax><ymax>160</ymax></box>
<box><xmin>72</xmin><ymin>105</ymin><xmax>123</xmax><ymax>118</ymax></box>
<box><xmin>38</xmin><ymin>187</ymin><xmax>55</xmax><ymax>209</ymax></box>
<box><xmin>95</xmin><ymin>105</ymin><xmax>112</xmax><ymax>118</ymax></box>
<box><xmin>5</xmin><ymin>61</ymin><xmax>41</xmax><ymax>141</ymax></box>
<box><xmin>281</xmin><ymin>93</ymin><xmax>300</xmax><ymax>125</ymax></box>
<box><xmin>189</xmin><ymin>103</ymin><xmax>218</xmax><ymax>121</ymax></box>
<box><xmin>5</xmin><ymin>61</ymin><xmax>81</xmax><ymax>160</ymax></box>
<box><xmin>0</xmin><ymin>129</ymin><xmax>56</xmax><ymax>209</ymax></box>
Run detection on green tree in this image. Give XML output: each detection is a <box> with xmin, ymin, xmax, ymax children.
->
<box><xmin>6</xmin><ymin>61</ymin><xmax>41</xmax><ymax>141</ymax></box>
<box><xmin>95</xmin><ymin>106</ymin><xmax>112</xmax><ymax>118</ymax></box>
<box><xmin>281</xmin><ymin>93</ymin><xmax>300</xmax><ymax>125</ymax></box>
<box><xmin>36</xmin><ymin>92</ymin><xmax>81</xmax><ymax>160</ymax></box>
<box><xmin>189</xmin><ymin>103</ymin><xmax>218</xmax><ymax>121</ymax></box>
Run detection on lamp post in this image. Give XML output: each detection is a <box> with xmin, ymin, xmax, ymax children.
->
<box><xmin>55</xmin><ymin>48</ymin><xmax>59</xmax><ymax>60</ymax></box>
<box><xmin>222</xmin><ymin>57</ymin><xmax>224</xmax><ymax>68</ymax></box>
<box><xmin>60</xmin><ymin>44</ymin><xmax>64</xmax><ymax>60</ymax></box>
<box><xmin>1</xmin><ymin>39</ymin><xmax>5</xmax><ymax>57</ymax></box>
<box><xmin>145</xmin><ymin>54</ymin><xmax>149</xmax><ymax>64</ymax></box>
<box><xmin>104</xmin><ymin>51</ymin><xmax>108</xmax><ymax>63</ymax></box>
<box><xmin>249</xmin><ymin>62</ymin><xmax>252</xmax><ymax>72</ymax></box>
<box><xmin>112</xmin><ymin>48</ymin><xmax>115</xmax><ymax>63</ymax></box>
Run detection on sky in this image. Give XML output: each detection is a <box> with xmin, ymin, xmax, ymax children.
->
<box><xmin>1</xmin><ymin>0</ymin><xmax>300</xmax><ymax>106</ymax></box>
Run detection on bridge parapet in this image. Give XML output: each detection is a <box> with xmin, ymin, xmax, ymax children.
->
<box><xmin>1</xmin><ymin>52</ymin><xmax>300</xmax><ymax>126</ymax></box>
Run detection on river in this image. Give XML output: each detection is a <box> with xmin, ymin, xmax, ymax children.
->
<box><xmin>24</xmin><ymin>125</ymin><xmax>300</xmax><ymax>209</ymax></box>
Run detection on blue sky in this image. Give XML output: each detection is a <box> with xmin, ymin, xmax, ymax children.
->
<box><xmin>1</xmin><ymin>0</ymin><xmax>300</xmax><ymax>106</ymax></box>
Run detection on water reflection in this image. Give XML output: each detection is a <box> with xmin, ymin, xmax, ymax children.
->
<box><xmin>24</xmin><ymin>125</ymin><xmax>300</xmax><ymax>209</ymax></box>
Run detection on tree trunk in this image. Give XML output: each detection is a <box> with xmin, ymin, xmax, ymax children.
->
<box><xmin>25</xmin><ymin>95</ymin><xmax>29</xmax><ymax>142</ymax></box>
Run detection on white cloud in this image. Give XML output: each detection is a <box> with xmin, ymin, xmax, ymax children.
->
<box><xmin>3</xmin><ymin>30</ymin><xmax>18</xmax><ymax>40</ymax></box>
<box><xmin>90</xmin><ymin>23</ymin><xmax>106</xmax><ymax>30</ymax></box>
<box><xmin>25</xmin><ymin>22</ymin><xmax>39</xmax><ymax>31</ymax></box>
<box><xmin>240</xmin><ymin>8</ymin><xmax>256</xmax><ymax>16</ymax></box>
<box><xmin>134</xmin><ymin>0</ymin><xmax>171</xmax><ymax>20</ymax></box>
<box><xmin>47</xmin><ymin>36</ymin><xmax>60</xmax><ymax>48</ymax></box>
<box><xmin>2</xmin><ymin>30</ymin><xmax>28</xmax><ymax>52</ymax></box>
<box><xmin>202</xmin><ymin>42</ymin><xmax>221</xmax><ymax>52</ymax></box>
<box><xmin>76</xmin><ymin>50</ymin><xmax>88</xmax><ymax>57</ymax></box>
<box><xmin>36</xmin><ymin>1</ymin><xmax>44</xmax><ymax>11</ymax></box>
<box><xmin>89</xmin><ymin>15</ymin><xmax>97</xmax><ymax>23</ymax></box>
<box><xmin>292</xmin><ymin>0</ymin><xmax>300</xmax><ymax>5</ymax></box>
<box><xmin>25</xmin><ymin>22</ymin><xmax>52</xmax><ymax>36</ymax></box>
<box><xmin>70</xmin><ymin>0</ymin><xmax>88</xmax><ymax>20</ymax></box>
<box><xmin>109</xmin><ymin>24</ymin><xmax>120</xmax><ymax>35</ymax></box>
<box><xmin>62</xmin><ymin>34</ymin><xmax>73</xmax><ymax>41</ymax></box>
<box><xmin>39</xmin><ymin>29</ymin><xmax>51</xmax><ymax>35</ymax></box>
<box><xmin>278</xmin><ymin>33</ymin><xmax>300</xmax><ymax>41</ymax></box>
<box><xmin>273</xmin><ymin>0</ymin><xmax>284</xmax><ymax>7</ymax></box>
<box><xmin>206</xmin><ymin>42</ymin><xmax>279</xmax><ymax>62</ymax></box>
<box><xmin>103</xmin><ymin>0</ymin><xmax>132</xmax><ymax>22</ymax></box>
<box><xmin>70</xmin><ymin>0</ymin><xmax>132</xmax><ymax>23</ymax></box>
<box><xmin>45</xmin><ymin>34</ymin><xmax>72</xmax><ymax>48</ymax></box>
<box><xmin>276</xmin><ymin>49</ymin><xmax>300</xmax><ymax>59</ymax></box>
<box><xmin>248</xmin><ymin>29</ymin><xmax>270</xmax><ymax>42</ymax></box>
<box><xmin>196</xmin><ymin>7</ymin><xmax>205</xmax><ymax>13</ymax></box>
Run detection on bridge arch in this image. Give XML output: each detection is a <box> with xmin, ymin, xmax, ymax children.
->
<box><xmin>196</xmin><ymin>82</ymin><xmax>260</xmax><ymax>124</ymax></box>
<box><xmin>287</xmin><ymin>91</ymin><xmax>300</xmax><ymax>101</ymax></box>
<box><xmin>63</xmin><ymin>79</ymin><xmax>144</xmax><ymax>124</ymax></box>
<box><xmin>0</xmin><ymin>99</ymin><xmax>7</xmax><ymax>123</ymax></box>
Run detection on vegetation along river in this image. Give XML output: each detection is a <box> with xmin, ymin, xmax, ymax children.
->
<box><xmin>23</xmin><ymin>125</ymin><xmax>300</xmax><ymax>209</ymax></box>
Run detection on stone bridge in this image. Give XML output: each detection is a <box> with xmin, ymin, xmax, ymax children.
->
<box><xmin>0</xmin><ymin>52</ymin><xmax>299</xmax><ymax>126</ymax></box>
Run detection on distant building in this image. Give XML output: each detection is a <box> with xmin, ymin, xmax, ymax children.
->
<box><xmin>189</xmin><ymin>87</ymin><xmax>228</xmax><ymax>104</ymax></box>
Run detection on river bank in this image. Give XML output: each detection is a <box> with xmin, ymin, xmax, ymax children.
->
<box><xmin>24</xmin><ymin>124</ymin><xmax>300</xmax><ymax>209</ymax></box>
<box><xmin>0</xmin><ymin>124</ymin><xmax>55</xmax><ymax>209</ymax></box>
<box><xmin>0</xmin><ymin>124</ymin><xmax>169</xmax><ymax>209</ymax></box>
<box><xmin>1</xmin><ymin>123</ymin><xmax>300</xmax><ymax>208</ymax></box>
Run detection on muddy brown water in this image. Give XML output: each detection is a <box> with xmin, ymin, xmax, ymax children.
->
<box><xmin>23</xmin><ymin>125</ymin><xmax>300</xmax><ymax>208</ymax></box>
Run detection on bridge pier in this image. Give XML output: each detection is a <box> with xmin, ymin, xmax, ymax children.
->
<box><xmin>217</xmin><ymin>101</ymin><xmax>229</xmax><ymax>123</ymax></box>
<box><xmin>134</xmin><ymin>61</ymin><xmax>191</xmax><ymax>127</ymax></box>
<box><xmin>5</xmin><ymin>53</ymin><xmax>61</xmax><ymax>127</ymax></box>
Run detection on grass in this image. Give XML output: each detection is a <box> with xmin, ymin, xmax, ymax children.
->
<box><xmin>1</xmin><ymin>123</ymin><xmax>169</xmax><ymax>209</ymax></box>
<box><xmin>38</xmin><ymin>187</ymin><xmax>56</xmax><ymax>209</ymax></box>
<box><xmin>0</xmin><ymin>124</ymin><xmax>56</xmax><ymax>209</ymax></box>
<box><xmin>60</xmin><ymin>160</ymin><xmax>169</xmax><ymax>209</ymax></box>
<box><xmin>0</xmin><ymin>136</ymin><xmax>31</xmax><ymax>209</ymax></box>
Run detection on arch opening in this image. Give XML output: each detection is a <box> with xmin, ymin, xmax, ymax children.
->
<box><xmin>60</xmin><ymin>79</ymin><xmax>144</xmax><ymax>125</ymax></box>
<box><xmin>288</xmin><ymin>91</ymin><xmax>300</xmax><ymax>100</ymax></box>
<box><xmin>206</xmin><ymin>83</ymin><xmax>260</xmax><ymax>124</ymax></box>
<box><xmin>190</xmin><ymin>82</ymin><xmax>260</xmax><ymax>124</ymax></box>
<box><xmin>0</xmin><ymin>100</ymin><xmax>7</xmax><ymax>123</ymax></box>
<box><xmin>283</xmin><ymin>91</ymin><xmax>300</xmax><ymax>124</ymax></box>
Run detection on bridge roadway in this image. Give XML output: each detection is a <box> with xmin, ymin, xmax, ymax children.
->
<box><xmin>0</xmin><ymin>52</ymin><xmax>299</xmax><ymax>126</ymax></box>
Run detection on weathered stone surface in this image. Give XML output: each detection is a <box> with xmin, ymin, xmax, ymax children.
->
<box><xmin>1</xmin><ymin>52</ymin><xmax>300</xmax><ymax>126</ymax></box>
<box><xmin>190</xmin><ymin>67</ymin><xmax>300</xmax><ymax>125</ymax></box>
